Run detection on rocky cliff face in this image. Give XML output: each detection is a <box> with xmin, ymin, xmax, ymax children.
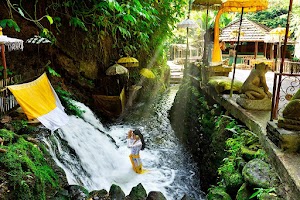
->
<box><xmin>0</xmin><ymin>1</ymin><xmax>121</xmax><ymax>108</ymax></box>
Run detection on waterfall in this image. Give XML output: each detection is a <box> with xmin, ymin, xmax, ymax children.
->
<box><xmin>43</xmin><ymin>87</ymin><xmax>206</xmax><ymax>199</ymax></box>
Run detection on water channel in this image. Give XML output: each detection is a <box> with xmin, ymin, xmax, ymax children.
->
<box><xmin>42</xmin><ymin>85</ymin><xmax>206</xmax><ymax>199</ymax></box>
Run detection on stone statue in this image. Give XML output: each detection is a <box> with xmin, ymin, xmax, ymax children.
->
<box><xmin>236</xmin><ymin>62</ymin><xmax>272</xmax><ymax>110</ymax></box>
<box><xmin>240</xmin><ymin>62</ymin><xmax>272</xmax><ymax>100</ymax></box>
<box><xmin>278</xmin><ymin>89</ymin><xmax>300</xmax><ymax>130</ymax></box>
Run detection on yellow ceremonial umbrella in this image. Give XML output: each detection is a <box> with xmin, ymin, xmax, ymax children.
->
<box><xmin>210</xmin><ymin>0</ymin><xmax>268</xmax><ymax>97</ymax></box>
<box><xmin>140</xmin><ymin>68</ymin><xmax>155</xmax><ymax>79</ymax></box>
<box><xmin>117</xmin><ymin>56</ymin><xmax>139</xmax><ymax>67</ymax></box>
<box><xmin>270</xmin><ymin>27</ymin><xmax>291</xmax><ymax>37</ymax></box>
<box><xmin>269</xmin><ymin>27</ymin><xmax>291</xmax><ymax>71</ymax></box>
<box><xmin>212</xmin><ymin>0</ymin><xmax>268</xmax><ymax>63</ymax></box>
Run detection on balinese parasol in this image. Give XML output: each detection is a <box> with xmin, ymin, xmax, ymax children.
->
<box><xmin>105</xmin><ymin>63</ymin><xmax>128</xmax><ymax>76</ymax></box>
<box><xmin>209</xmin><ymin>0</ymin><xmax>268</xmax><ymax>97</ymax></box>
<box><xmin>177</xmin><ymin>18</ymin><xmax>199</xmax><ymax>71</ymax></box>
<box><xmin>0</xmin><ymin>27</ymin><xmax>23</xmax><ymax>86</ymax></box>
<box><xmin>177</xmin><ymin>19</ymin><xmax>199</xmax><ymax>29</ymax></box>
<box><xmin>177</xmin><ymin>0</ymin><xmax>199</xmax><ymax>73</ymax></box>
<box><xmin>192</xmin><ymin>0</ymin><xmax>222</xmax><ymax>10</ymax></box>
<box><xmin>270</xmin><ymin>27</ymin><xmax>291</xmax><ymax>36</ymax></box>
<box><xmin>26</xmin><ymin>35</ymin><xmax>52</xmax><ymax>66</ymax></box>
<box><xmin>268</xmin><ymin>27</ymin><xmax>291</xmax><ymax>71</ymax></box>
<box><xmin>106</xmin><ymin>63</ymin><xmax>129</xmax><ymax>93</ymax></box>
<box><xmin>140</xmin><ymin>68</ymin><xmax>155</xmax><ymax>79</ymax></box>
<box><xmin>26</xmin><ymin>35</ymin><xmax>51</xmax><ymax>44</ymax></box>
<box><xmin>117</xmin><ymin>56</ymin><xmax>139</xmax><ymax>67</ymax></box>
<box><xmin>212</xmin><ymin>0</ymin><xmax>268</xmax><ymax>64</ymax></box>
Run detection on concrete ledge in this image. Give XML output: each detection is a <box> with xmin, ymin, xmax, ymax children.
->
<box><xmin>202</xmin><ymin>86</ymin><xmax>300</xmax><ymax>200</ymax></box>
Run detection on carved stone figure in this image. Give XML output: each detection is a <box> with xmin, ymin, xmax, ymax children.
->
<box><xmin>240</xmin><ymin>62</ymin><xmax>272</xmax><ymax>100</ymax></box>
<box><xmin>278</xmin><ymin>89</ymin><xmax>300</xmax><ymax>130</ymax></box>
<box><xmin>236</xmin><ymin>62</ymin><xmax>272</xmax><ymax>110</ymax></box>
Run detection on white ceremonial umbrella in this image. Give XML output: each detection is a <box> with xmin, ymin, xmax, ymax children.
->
<box><xmin>177</xmin><ymin>1</ymin><xmax>199</xmax><ymax>72</ymax></box>
<box><xmin>0</xmin><ymin>27</ymin><xmax>23</xmax><ymax>85</ymax></box>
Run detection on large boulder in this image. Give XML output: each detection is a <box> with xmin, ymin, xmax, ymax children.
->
<box><xmin>242</xmin><ymin>159</ymin><xmax>279</xmax><ymax>189</ymax></box>
<box><xmin>89</xmin><ymin>189</ymin><xmax>109</xmax><ymax>199</ymax></box>
<box><xmin>222</xmin><ymin>171</ymin><xmax>244</xmax><ymax>196</ymax></box>
<box><xmin>109</xmin><ymin>184</ymin><xmax>125</xmax><ymax>200</ymax></box>
<box><xmin>146</xmin><ymin>191</ymin><xmax>167</xmax><ymax>200</ymax></box>
<box><xmin>66</xmin><ymin>185</ymin><xmax>88</xmax><ymax>200</ymax></box>
<box><xmin>128</xmin><ymin>183</ymin><xmax>147</xmax><ymax>200</ymax></box>
<box><xmin>206</xmin><ymin>186</ymin><xmax>232</xmax><ymax>200</ymax></box>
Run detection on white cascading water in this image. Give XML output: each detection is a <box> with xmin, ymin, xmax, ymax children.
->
<box><xmin>42</xmin><ymin>86</ymin><xmax>206</xmax><ymax>199</ymax></box>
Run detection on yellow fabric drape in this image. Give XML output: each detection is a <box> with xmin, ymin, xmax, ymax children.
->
<box><xmin>212</xmin><ymin>9</ymin><xmax>224</xmax><ymax>63</ymax></box>
<box><xmin>7</xmin><ymin>73</ymin><xmax>56</xmax><ymax>119</ymax></box>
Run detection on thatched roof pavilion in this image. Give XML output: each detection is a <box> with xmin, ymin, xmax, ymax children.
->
<box><xmin>220</xmin><ymin>18</ymin><xmax>271</xmax><ymax>42</ymax></box>
<box><xmin>220</xmin><ymin>18</ymin><xmax>294</xmax><ymax>62</ymax></box>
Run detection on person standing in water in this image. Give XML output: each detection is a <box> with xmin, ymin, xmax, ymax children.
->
<box><xmin>127</xmin><ymin>129</ymin><xmax>145</xmax><ymax>174</ymax></box>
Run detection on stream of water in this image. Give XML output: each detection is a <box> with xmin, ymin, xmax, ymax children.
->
<box><xmin>42</xmin><ymin>85</ymin><xmax>206</xmax><ymax>199</ymax></box>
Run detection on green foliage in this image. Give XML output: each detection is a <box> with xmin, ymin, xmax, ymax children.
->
<box><xmin>46</xmin><ymin>15</ymin><xmax>54</xmax><ymax>25</ymax></box>
<box><xmin>11</xmin><ymin>120</ymin><xmax>28</xmax><ymax>132</ymax></box>
<box><xmin>249</xmin><ymin>187</ymin><xmax>276</xmax><ymax>199</ymax></box>
<box><xmin>0</xmin><ymin>65</ymin><xmax>14</xmax><ymax>77</ymax></box>
<box><xmin>69</xmin><ymin>17</ymin><xmax>88</xmax><ymax>31</ymax></box>
<box><xmin>0</xmin><ymin>135</ymin><xmax>59</xmax><ymax>200</ymax></box>
<box><xmin>55</xmin><ymin>87</ymin><xmax>85</xmax><ymax>117</ymax></box>
<box><xmin>47</xmin><ymin>0</ymin><xmax>185</xmax><ymax>61</ymax></box>
<box><xmin>245</xmin><ymin>7</ymin><xmax>288</xmax><ymax>28</ymax></box>
<box><xmin>47</xmin><ymin>66</ymin><xmax>61</xmax><ymax>77</ymax></box>
<box><xmin>0</xmin><ymin>19</ymin><xmax>21</xmax><ymax>32</ymax></box>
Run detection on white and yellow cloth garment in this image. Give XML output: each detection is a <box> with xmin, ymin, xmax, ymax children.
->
<box><xmin>7</xmin><ymin>73</ymin><xmax>69</xmax><ymax>131</ymax></box>
<box><xmin>127</xmin><ymin>137</ymin><xmax>143</xmax><ymax>174</ymax></box>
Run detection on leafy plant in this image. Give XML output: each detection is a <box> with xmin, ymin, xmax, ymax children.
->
<box><xmin>47</xmin><ymin>66</ymin><xmax>61</xmax><ymax>77</ymax></box>
<box><xmin>10</xmin><ymin>119</ymin><xmax>26</xmax><ymax>130</ymax></box>
<box><xmin>69</xmin><ymin>17</ymin><xmax>88</xmax><ymax>31</ymax></box>
<box><xmin>55</xmin><ymin>87</ymin><xmax>85</xmax><ymax>118</ymax></box>
<box><xmin>0</xmin><ymin>19</ymin><xmax>20</xmax><ymax>32</ymax></box>
<box><xmin>249</xmin><ymin>187</ymin><xmax>276</xmax><ymax>199</ymax></box>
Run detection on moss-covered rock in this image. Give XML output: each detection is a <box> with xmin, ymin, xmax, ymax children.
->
<box><xmin>207</xmin><ymin>76</ymin><xmax>243</xmax><ymax>94</ymax></box>
<box><xmin>146</xmin><ymin>191</ymin><xmax>167</xmax><ymax>200</ymax></box>
<box><xmin>89</xmin><ymin>189</ymin><xmax>108</xmax><ymax>199</ymax></box>
<box><xmin>206</xmin><ymin>186</ymin><xmax>232</xmax><ymax>200</ymax></box>
<box><xmin>67</xmin><ymin>185</ymin><xmax>89</xmax><ymax>200</ymax></box>
<box><xmin>222</xmin><ymin>171</ymin><xmax>244</xmax><ymax>196</ymax></box>
<box><xmin>242</xmin><ymin>159</ymin><xmax>279</xmax><ymax>189</ymax></box>
<box><xmin>241</xmin><ymin>146</ymin><xmax>259</xmax><ymax>161</ymax></box>
<box><xmin>109</xmin><ymin>184</ymin><xmax>125</xmax><ymax>200</ymax></box>
<box><xmin>128</xmin><ymin>183</ymin><xmax>147</xmax><ymax>200</ymax></box>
